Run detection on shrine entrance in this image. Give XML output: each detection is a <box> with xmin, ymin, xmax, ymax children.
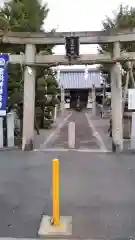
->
<box><xmin>70</xmin><ymin>89</ymin><xmax>89</xmax><ymax>110</ymax></box>
<box><xmin>0</xmin><ymin>30</ymin><xmax>135</xmax><ymax>151</ymax></box>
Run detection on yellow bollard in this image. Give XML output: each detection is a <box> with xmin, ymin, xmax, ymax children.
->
<box><xmin>38</xmin><ymin>158</ymin><xmax>72</xmax><ymax>237</ymax></box>
<box><xmin>52</xmin><ymin>159</ymin><xmax>60</xmax><ymax>226</ymax></box>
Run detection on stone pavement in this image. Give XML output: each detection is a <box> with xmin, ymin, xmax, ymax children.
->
<box><xmin>88</xmin><ymin>111</ymin><xmax>131</xmax><ymax>152</ymax></box>
<box><xmin>34</xmin><ymin>110</ymin><xmax>71</xmax><ymax>149</ymax></box>
<box><xmin>0</xmin><ymin>150</ymin><xmax>135</xmax><ymax>239</ymax></box>
<box><xmin>39</xmin><ymin>110</ymin><xmax>102</xmax><ymax>151</ymax></box>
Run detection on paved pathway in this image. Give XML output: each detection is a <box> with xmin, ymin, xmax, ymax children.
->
<box><xmin>34</xmin><ymin>110</ymin><xmax>70</xmax><ymax>149</ymax></box>
<box><xmin>39</xmin><ymin>110</ymin><xmax>105</xmax><ymax>151</ymax></box>
<box><xmin>0</xmin><ymin>110</ymin><xmax>134</xmax><ymax>239</ymax></box>
<box><xmin>0</xmin><ymin>150</ymin><xmax>135</xmax><ymax>239</ymax></box>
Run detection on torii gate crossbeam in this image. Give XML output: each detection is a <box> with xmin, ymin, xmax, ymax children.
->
<box><xmin>8</xmin><ymin>52</ymin><xmax>135</xmax><ymax>66</ymax></box>
<box><xmin>1</xmin><ymin>29</ymin><xmax>135</xmax><ymax>44</ymax></box>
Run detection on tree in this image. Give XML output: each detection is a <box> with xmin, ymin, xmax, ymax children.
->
<box><xmin>35</xmin><ymin>67</ymin><xmax>59</xmax><ymax>129</ymax></box>
<box><xmin>0</xmin><ymin>0</ymin><xmax>59</xmax><ymax>137</ymax></box>
<box><xmin>0</xmin><ymin>0</ymin><xmax>49</xmax><ymax>32</ymax></box>
<box><xmin>99</xmin><ymin>4</ymin><xmax>135</xmax><ymax>87</ymax></box>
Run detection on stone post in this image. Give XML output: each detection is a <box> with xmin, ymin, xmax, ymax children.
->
<box><xmin>53</xmin><ymin>105</ymin><xmax>57</xmax><ymax>121</ymax></box>
<box><xmin>0</xmin><ymin>117</ymin><xmax>3</xmax><ymax>148</ymax></box>
<box><xmin>131</xmin><ymin>112</ymin><xmax>135</xmax><ymax>149</ymax></box>
<box><xmin>7</xmin><ymin>112</ymin><xmax>14</xmax><ymax>147</ymax></box>
<box><xmin>22</xmin><ymin>44</ymin><xmax>36</xmax><ymax>150</ymax></box>
<box><xmin>111</xmin><ymin>41</ymin><xmax>123</xmax><ymax>152</ymax></box>
<box><xmin>61</xmin><ymin>85</ymin><xmax>65</xmax><ymax>117</ymax></box>
<box><xmin>68</xmin><ymin>122</ymin><xmax>75</xmax><ymax>148</ymax></box>
<box><xmin>92</xmin><ymin>84</ymin><xmax>96</xmax><ymax>116</ymax></box>
<box><xmin>87</xmin><ymin>89</ymin><xmax>92</xmax><ymax>109</ymax></box>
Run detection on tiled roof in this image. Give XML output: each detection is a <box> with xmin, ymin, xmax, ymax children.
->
<box><xmin>58</xmin><ymin>70</ymin><xmax>104</xmax><ymax>89</ymax></box>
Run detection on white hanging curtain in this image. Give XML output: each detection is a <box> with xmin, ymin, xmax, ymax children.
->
<box><xmin>84</xmin><ymin>65</ymin><xmax>88</xmax><ymax>80</ymax></box>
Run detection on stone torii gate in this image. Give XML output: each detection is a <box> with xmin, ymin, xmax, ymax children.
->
<box><xmin>1</xmin><ymin>29</ymin><xmax>135</xmax><ymax>151</ymax></box>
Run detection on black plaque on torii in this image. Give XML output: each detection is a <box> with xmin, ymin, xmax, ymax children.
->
<box><xmin>65</xmin><ymin>36</ymin><xmax>79</xmax><ymax>59</ymax></box>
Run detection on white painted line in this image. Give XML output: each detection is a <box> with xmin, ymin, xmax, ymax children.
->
<box><xmin>0</xmin><ymin>238</ymin><xmax>105</xmax><ymax>240</ymax></box>
<box><xmin>85</xmin><ymin>113</ymin><xmax>108</xmax><ymax>152</ymax></box>
<box><xmin>77</xmin><ymin>149</ymin><xmax>110</xmax><ymax>153</ymax></box>
<box><xmin>33</xmin><ymin>148</ymin><xmax>110</xmax><ymax>153</ymax></box>
<box><xmin>34</xmin><ymin>148</ymin><xmax>69</xmax><ymax>152</ymax></box>
<box><xmin>43</xmin><ymin>112</ymin><xmax>72</xmax><ymax>147</ymax></box>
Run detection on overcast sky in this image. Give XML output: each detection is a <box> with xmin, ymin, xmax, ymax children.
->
<box><xmin>1</xmin><ymin>0</ymin><xmax>135</xmax><ymax>68</ymax></box>
<box><xmin>43</xmin><ymin>0</ymin><xmax>135</xmax><ymax>55</ymax></box>
<box><xmin>1</xmin><ymin>0</ymin><xmax>135</xmax><ymax>54</ymax></box>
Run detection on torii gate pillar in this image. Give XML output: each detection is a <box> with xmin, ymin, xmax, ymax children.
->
<box><xmin>22</xmin><ymin>44</ymin><xmax>36</xmax><ymax>150</ymax></box>
<box><xmin>111</xmin><ymin>41</ymin><xmax>123</xmax><ymax>152</ymax></box>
